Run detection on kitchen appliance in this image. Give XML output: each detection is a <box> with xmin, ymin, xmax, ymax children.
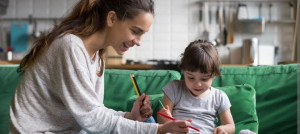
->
<box><xmin>237</xmin><ymin>3</ymin><xmax>248</xmax><ymax>20</ymax></box>
<box><xmin>242</xmin><ymin>38</ymin><xmax>258</xmax><ymax>66</ymax></box>
<box><xmin>258</xmin><ymin>45</ymin><xmax>275</xmax><ymax>65</ymax></box>
<box><xmin>217</xmin><ymin>45</ymin><xmax>230</xmax><ymax>64</ymax></box>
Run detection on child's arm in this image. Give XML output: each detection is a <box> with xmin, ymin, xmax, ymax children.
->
<box><xmin>213</xmin><ymin>109</ymin><xmax>235</xmax><ymax>134</ymax></box>
<box><xmin>157</xmin><ymin>94</ymin><xmax>174</xmax><ymax>124</ymax></box>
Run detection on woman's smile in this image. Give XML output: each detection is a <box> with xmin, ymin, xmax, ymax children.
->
<box><xmin>122</xmin><ymin>42</ymin><xmax>130</xmax><ymax>51</ymax></box>
<box><xmin>122</xmin><ymin>41</ymin><xmax>134</xmax><ymax>51</ymax></box>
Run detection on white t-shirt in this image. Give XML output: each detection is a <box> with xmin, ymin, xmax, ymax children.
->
<box><xmin>163</xmin><ymin>80</ymin><xmax>231</xmax><ymax>134</ymax></box>
<box><xmin>9</xmin><ymin>34</ymin><xmax>158</xmax><ymax>134</ymax></box>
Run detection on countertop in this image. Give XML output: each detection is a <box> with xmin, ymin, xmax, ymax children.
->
<box><xmin>0</xmin><ymin>60</ymin><xmax>250</xmax><ymax>69</ymax></box>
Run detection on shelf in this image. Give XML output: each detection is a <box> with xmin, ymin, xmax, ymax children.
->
<box><xmin>266</xmin><ymin>20</ymin><xmax>296</xmax><ymax>24</ymax></box>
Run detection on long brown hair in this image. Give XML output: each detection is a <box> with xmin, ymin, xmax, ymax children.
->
<box><xmin>179</xmin><ymin>40</ymin><xmax>221</xmax><ymax>77</ymax></box>
<box><xmin>18</xmin><ymin>0</ymin><xmax>154</xmax><ymax>76</ymax></box>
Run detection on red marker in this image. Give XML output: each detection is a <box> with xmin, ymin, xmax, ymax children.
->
<box><xmin>157</xmin><ymin>112</ymin><xmax>200</xmax><ymax>132</ymax></box>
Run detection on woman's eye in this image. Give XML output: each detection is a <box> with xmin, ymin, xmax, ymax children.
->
<box><xmin>131</xmin><ymin>30</ymin><xmax>139</xmax><ymax>35</ymax></box>
<box><xmin>188</xmin><ymin>77</ymin><xmax>194</xmax><ymax>80</ymax></box>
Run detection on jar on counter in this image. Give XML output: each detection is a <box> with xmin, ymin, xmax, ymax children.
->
<box><xmin>6</xmin><ymin>46</ymin><xmax>12</xmax><ymax>61</ymax></box>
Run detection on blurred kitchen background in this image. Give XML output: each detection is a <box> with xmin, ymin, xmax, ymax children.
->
<box><xmin>0</xmin><ymin>0</ymin><xmax>299</xmax><ymax>70</ymax></box>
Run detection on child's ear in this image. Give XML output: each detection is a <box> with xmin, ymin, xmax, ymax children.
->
<box><xmin>107</xmin><ymin>11</ymin><xmax>117</xmax><ymax>27</ymax></box>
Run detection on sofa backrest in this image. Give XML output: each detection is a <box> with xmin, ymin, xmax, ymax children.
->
<box><xmin>122</xmin><ymin>70</ymin><xmax>259</xmax><ymax>134</ymax></box>
<box><xmin>212</xmin><ymin>64</ymin><xmax>299</xmax><ymax>134</ymax></box>
<box><xmin>0</xmin><ymin>65</ymin><xmax>21</xmax><ymax>134</ymax></box>
<box><xmin>104</xmin><ymin>69</ymin><xmax>181</xmax><ymax>111</ymax></box>
<box><xmin>0</xmin><ymin>65</ymin><xmax>262</xmax><ymax>134</ymax></box>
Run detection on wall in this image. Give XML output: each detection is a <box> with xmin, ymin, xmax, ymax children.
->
<box><xmin>0</xmin><ymin>0</ymin><xmax>297</xmax><ymax>64</ymax></box>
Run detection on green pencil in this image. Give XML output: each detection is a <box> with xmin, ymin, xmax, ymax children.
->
<box><xmin>158</xmin><ymin>100</ymin><xmax>165</xmax><ymax>108</ymax></box>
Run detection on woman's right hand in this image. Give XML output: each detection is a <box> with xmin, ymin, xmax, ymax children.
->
<box><xmin>157</xmin><ymin>119</ymin><xmax>192</xmax><ymax>134</ymax></box>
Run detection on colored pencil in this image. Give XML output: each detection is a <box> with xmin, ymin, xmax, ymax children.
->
<box><xmin>158</xmin><ymin>100</ymin><xmax>165</xmax><ymax>108</ymax></box>
<box><xmin>157</xmin><ymin>112</ymin><xmax>200</xmax><ymax>132</ymax></box>
<box><xmin>130</xmin><ymin>74</ymin><xmax>141</xmax><ymax>97</ymax></box>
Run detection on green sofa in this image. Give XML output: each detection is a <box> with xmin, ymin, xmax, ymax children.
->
<box><xmin>0</xmin><ymin>64</ymin><xmax>298</xmax><ymax>134</ymax></box>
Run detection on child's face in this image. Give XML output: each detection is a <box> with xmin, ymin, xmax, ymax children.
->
<box><xmin>184</xmin><ymin>70</ymin><xmax>215</xmax><ymax>97</ymax></box>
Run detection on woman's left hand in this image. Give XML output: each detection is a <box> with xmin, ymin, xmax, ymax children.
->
<box><xmin>131</xmin><ymin>93</ymin><xmax>153</xmax><ymax>122</ymax></box>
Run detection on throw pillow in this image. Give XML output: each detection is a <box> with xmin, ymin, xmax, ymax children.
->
<box><xmin>216</xmin><ymin>84</ymin><xmax>258</xmax><ymax>134</ymax></box>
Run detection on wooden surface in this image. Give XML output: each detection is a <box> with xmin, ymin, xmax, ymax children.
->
<box><xmin>106</xmin><ymin>64</ymin><xmax>152</xmax><ymax>69</ymax></box>
<box><xmin>0</xmin><ymin>60</ymin><xmax>21</xmax><ymax>65</ymax></box>
<box><xmin>106</xmin><ymin>64</ymin><xmax>250</xmax><ymax>69</ymax></box>
<box><xmin>0</xmin><ymin>60</ymin><xmax>250</xmax><ymax>69</ymax></box>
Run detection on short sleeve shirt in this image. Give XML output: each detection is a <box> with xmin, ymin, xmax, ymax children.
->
<box><xmin>163</xmin><ymin>80</ymin><xmax>231</xmax><ymax>134</ymax></box>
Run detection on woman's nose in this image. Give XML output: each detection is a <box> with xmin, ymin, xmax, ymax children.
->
<box><xmin>133</xmin><ymin>36</ymin><xmax>142</xmax><ymax>46</ymax></box>
<box><xmin>131</xmin><ymin>39</ymin><xmax>139</xmax><ymax>46</ymax></box>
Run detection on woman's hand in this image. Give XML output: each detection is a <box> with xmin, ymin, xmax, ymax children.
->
<box><xmin>157</xmin><ymin>119</ymin><xmax>192</xmax><ymax>134</ymax></box>
<box><xmin>129</xmin><ymin>93</ymin><xmax>153</xmax><ymax>122</ymax></box>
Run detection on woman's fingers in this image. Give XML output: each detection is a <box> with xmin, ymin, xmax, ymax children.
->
<box><xmin>140</xmin><ymin>94</ymin><xmax>152</xmax><ymax>114</ymax></box>
<box><xmin>171</xmin><ymin>120</ymin><xmax>190</xmax><ymax>133</ymax></box>
<box><xmin>143</xmin><ymin>94</ymin><xmax>151</xmax><ymax>105</ymax></box>
<box><xmin>131</xmin><ymin>93</ymin><xmax>154</xmax><ymax>121</ymax></box>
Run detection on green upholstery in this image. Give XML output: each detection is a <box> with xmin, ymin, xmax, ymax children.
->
<box><xmin>216</xmin><ymin>84</ymin><xmax>258</xmax><ymax>134</ymax></box>
<box><xmin>212</xmin><ymin>64</ymin><xmax>299</xmax><ymax>134</ymax></box>
<box><xmin>103</xmin><ymin>69</ymin><xmax>181</xmax><ymax>111</ymax></box>
<box><xmin>0</xmin><ymin>64</ymin><xmax>297</xmax><ymax>134</ymax></box>
<box><xmin>0</xmin><ymin>65</ymin><xmax>21</xmax><ymax>134</ymax></box>
<box><xmin>126</xmin><ymin>84</ymin><xmax>258</xmax><ymax>134</ymax></box>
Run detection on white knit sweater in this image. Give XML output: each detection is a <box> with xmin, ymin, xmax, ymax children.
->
<box><xmin>9</xmin><ymin>34</ymin><xmax>158</xmax><ymax>134</ymax></box>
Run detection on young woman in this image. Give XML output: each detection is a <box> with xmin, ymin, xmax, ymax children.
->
<box><xmin>157</xmin><ymin>40</ymin><xmax>235</xmax><ymax>134</ymax></box>
<box><xmin>9</xmin><ymin>0</ymin><xmax>192</xmax><ymax>133</ymax></box>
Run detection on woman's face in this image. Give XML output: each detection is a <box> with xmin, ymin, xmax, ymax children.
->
<box><xmin>184</xmin><ymin>70</ymin><xmax>215</xmax><ymax>97</ymax></box>
<box><xmin>108</xmin><ymin>12</ymin><xmax>154</xmax><ymax>55</ymax></box>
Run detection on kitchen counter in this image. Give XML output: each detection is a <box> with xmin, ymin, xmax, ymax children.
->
<box><xmin>106</xmin><ymin>64</ymin><xmax>250</xmax><ymax>70</ymax></box>
<box><xmin>0</xmin><ymin>60</ymin><xmax>21</xmax><ymax>65</ymax></box>
<box><xmin>106</xmin><ymin>64</ymin><xmax>152</xmax><ymax>70</ymax></box>
<box><xmin>0</xmin><ymin>60</ymin><xmax>153</xmax><ymax>69</ymax></box>
<box><xmin>0</xmin><ymin>60</ymin><xmax>250</xmax><ymax>69</ymax></box>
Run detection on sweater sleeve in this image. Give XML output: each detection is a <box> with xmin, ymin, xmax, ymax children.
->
<box><xmin>53</xmin><ymin>37</ymin><xmax>158</xmax><ymax>134</ymax></box>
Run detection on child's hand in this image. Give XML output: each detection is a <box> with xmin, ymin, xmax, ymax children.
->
<box><xmin>213</xmin><ymin>126</ymin><xmax>228</xmax><ymax>134</ymax></box>
<box><xmin>160</xmin><ymin>105</ymin><xmax>172</xmax><ymax>117</ymax></box>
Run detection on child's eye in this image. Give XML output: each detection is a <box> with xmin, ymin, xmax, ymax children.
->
<box><xmin>188</xmin><ymin>77</ymin><xmax>194</xmax><ymax>80</ymax></box>
<box><xmin>201</xmin><ymin>78</ymin><xmax>209</xmax><ymax>81</ymax></box>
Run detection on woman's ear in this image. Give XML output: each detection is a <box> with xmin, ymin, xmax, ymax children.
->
<box><xmin>107</xmin><ymin>11</ymin><xmax>117</xmax><ymax>27</ymax></box>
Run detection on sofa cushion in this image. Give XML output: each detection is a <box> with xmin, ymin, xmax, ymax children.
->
<box><xmin>0</xmin><ymin>65</ymin><xmax>21</xmax><ymax>134</ymax></box>
<box><xmin>126</xmin><ymin>84</ymin><xmax>258</xmax><ymax>134</ymax></box>
<box><xmin>216</xmin><ymin>84</ymin><xmax>258</xmax><ymax>134</ymax></box>
<box><xmin>104</xmin><ymin>69</ymin><xmax>181</xmax><ymax>111</ymax></box>
<box><xmin>212</xmin><ymin>64</ymin><xmax>298</xmax><ymax>134</ymax></box>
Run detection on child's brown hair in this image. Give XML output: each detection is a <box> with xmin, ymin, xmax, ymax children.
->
<box><xmin>179</xmin><ymin>40</ymin><xmax>221</xmax><ymax>76</ymax></box>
